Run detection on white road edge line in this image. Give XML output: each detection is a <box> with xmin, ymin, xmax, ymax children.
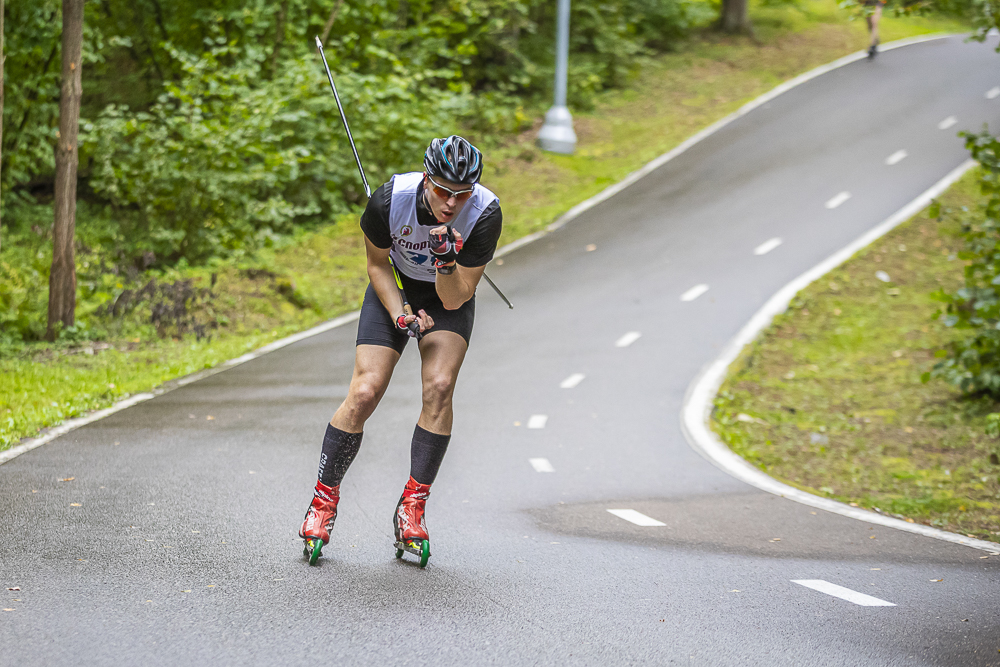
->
<box><xmin>792</xmin><ymin>580</ymin><xmax>896</xmax><ymax>607</ymax></box>
<box><xmin>560</xmin><ymin>373</ymin><xmax>586</xmax><ymax>389</ymax></box>
<box><xmin>681</xmin><ymin>284</ymin><xmax>710</xmax><ymax>302</ymax></box>
<box><xmin>527</xmin><ymin>415</ymin><xmax>548</xmax><ymax>429</ymax></box>
<box><xmin>939</xmin><ymin>115</ymin><xmax>958</xmax><ymax>130</ymax></box>
<box><xmin>529</xmin><ymin>458</ymin><xmax>555</xmax><ymax>473</ymax></box>
<box><xmin>986</xmin><ymin>86</ymin><xmax>1000</xmax><ymax>100</ymax></box>
<box><xmin>607</xmin><ymin>509</ymin><xmax>666</xmax><ymax>527</ymax></box>
<box><xmin>2</xmin><ymin>33</ymin><xmax>957</xmax><ymax>466</ymax></box>
<box><xmin>615</xmin><ymin>332</ymin><xmax>642</xmax><ymax>348</ymax></box>
<box><xmin>885</xmin><ymin>149</ymin><xmax>908</xmax><ymax>166</ymax></box>
<box><xmin>754</xmin><ymin>238</ymin><xmax>783</xmax><ymax>256</ymax></box>
<box><xmin>681</xmin><ymin>157</ymin><xmax>1000</xmax><ymax>554</ymax></box>
<box><xmin>825</xmin><ymin>191</ymin><xmax>851</xmax><ymax>209</ymax></box>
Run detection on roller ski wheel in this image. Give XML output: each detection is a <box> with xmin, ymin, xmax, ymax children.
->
<box><xmin>304</xmin><ymin>537</ymin><xmax>324</xmax><ymax>565</ymax></box>
<box><xmin>394</xmin><ymin>538</ymin><xmax>431</xmax><ymax>568</ymax></box>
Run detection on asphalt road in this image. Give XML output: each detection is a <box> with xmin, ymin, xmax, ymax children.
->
<box><xmin>3</xmin><ymin>35</ymin><xmax>1000</xmax><ymax>667</ymax></box>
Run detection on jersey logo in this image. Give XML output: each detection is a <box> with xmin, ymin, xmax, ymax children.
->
<box><xmin>400</xmin><ymin>225</ymin><xmax>413</xmax><ymax>237</ymax></box>
<box><xmin>404</xmin><ymin>250</ymin><xmax>430</xmax><ymax>266</ymax></box>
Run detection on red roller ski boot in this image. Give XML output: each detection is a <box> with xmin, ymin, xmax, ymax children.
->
<box><xmin>300</xmin><ymin>480</ymin><xmax>340</xmax><ymax>565</ymax></box>
<box><xmin>393</xmin><ymin>476</ymin><xmax>432</xmax><ymax>567</ymax></box>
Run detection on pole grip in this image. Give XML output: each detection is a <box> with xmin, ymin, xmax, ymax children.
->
<box><xmin>402</xmin><ymin>304</ymin><xmax>421</xmax><ymax>339</ymax></box>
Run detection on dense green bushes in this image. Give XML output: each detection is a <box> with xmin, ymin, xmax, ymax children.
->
<box><xmin>84</xmin><ymin>43</ymin><xmax>461</xmax><ymax>264</ymax></box>
<box><xmin>3</xmin><ymin>0</ymin><xmax>712</xmax><ymax>239</ymax></box>
<box><xmin>0</xmin><ymin>0</ymin><xmax>715</xmax><ymax>342</ymax></box>
<box><xmin>929</xmin><ymin>130</ymin><xmax>1000</xmax><ymax>394</ymax></box>
<box><xmin>0</xmin><ymin>0</ymin><xmax>714</xmax><ymax>343</ymax></box>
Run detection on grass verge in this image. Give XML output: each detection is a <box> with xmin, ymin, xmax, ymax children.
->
<box><xmin>712</xmin><ymin>169</ymin><xmax>1000</xmax><ymax>543</ymax></box>
<box><xmin>1</xmin><ymin>0</ymin><xmax>970</xmax><ymax>452</ymax></box>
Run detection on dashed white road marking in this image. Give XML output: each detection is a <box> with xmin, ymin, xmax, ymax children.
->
<box><xmin>560</xmin><ymin>373</ymin><xmax>586</xmax><ymax>389</ymax></box>
<box><xmin>825</xmin><ymin>191</ymin><xmax>851</xmax><ymax>209</ymax></box>
<box><xmin>938</xmin><ymin>115</ymin><xmax>958</xmax><ymax>130</ymax></box>
<box><xmin>792</xmin><ymin>580</ymin><xmax>896</xmax><ymax>607</ymax></box>
<box><xmin>615</xmin><ymin>332</ymin><xmax>642</xmax><ymax>348</ymax></box>
<box><xmin>529</xmin><ymin>458</ymin><xmax>555</xmax><ymax>473</ymax></box>
<box><xmin>885</xmin><ymin>149</ymin><xmax>908</xmax><ymax>166</ymax></box>
<box><xmin>681</xmin><ymin>284</ymin><xmax>709</xmax><ymax>302</ymax></box>
<box><xmin>987</xmin><ymin>87</ymin><xmax>1000</xmax><ymax>100</ymax></box>
<box><xmin>527</xmin><ymin>415</ymin><xmax>548</xmax><ymax>429</ymax></box>
<box><xmin>754</xmin><ymin>238</ymin><xmax>783</xmax><ymax>256</ymax></box>
<box><xmin>607</xmin><ymin>509</ymin><xmax>666</xmax><ymax>527</ymax></box>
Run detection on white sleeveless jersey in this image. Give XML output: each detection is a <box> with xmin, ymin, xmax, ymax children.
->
<box><xmin>388</xmin><ymin>172</ymin><xmax>499</xmax><ymax>282</ymax></box>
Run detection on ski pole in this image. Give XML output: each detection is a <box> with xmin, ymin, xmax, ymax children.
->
<box><xmin>316</xmin><ymin>35</ymin><xmax>417</xmax><ymax>331</ymax></box>
<box><xmin>314</xmin><ymin>35</ymin><xmax>512</xmax><ymax>309</ymax></box>
<box><xmin>482</xmin><ymin>271</ymin><xmax>513</xmax><ymax>309</ymax></box>
<box><xmin>390</xmin><ymin>258</ymin><xmax>422</xmax><ymax>340</ymax></box>
<box><xmin>315</xmin><ymin>36</ymin><xmax>370</xmax><ymax>199</ymax></box>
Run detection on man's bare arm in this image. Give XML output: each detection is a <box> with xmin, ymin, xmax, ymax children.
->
<box><xmin>435</xmin><ymin>261</ymin><xmax>484</xmax><ymax>310</ymax></box>
<box><xmin>365</xmin><ymin>237</ymin><xmax>404</xmax><ymax>319</ymax></box>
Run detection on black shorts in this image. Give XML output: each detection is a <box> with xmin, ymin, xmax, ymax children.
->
<box><xmin>356</xmin><ymin>278</ymin><xmax>476</xmax><ymax>354</ymax></box>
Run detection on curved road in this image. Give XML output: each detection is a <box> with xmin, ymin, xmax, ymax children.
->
<box><xmin>3</xmin><ymin>35</ymin><xmax>1000</xmax><ymax>667</ymax></box>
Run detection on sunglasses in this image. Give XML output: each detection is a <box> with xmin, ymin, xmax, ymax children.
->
<box><xmin>426</xmin><ymin>174</ymin><xmax>474</xmax><ymax>202</ymax></box>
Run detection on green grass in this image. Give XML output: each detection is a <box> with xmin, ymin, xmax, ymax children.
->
<box><xmin>713</xmin><ymin>170</ymin><xmax>1000</xmax><ymax>542</ymax></box>
<box><xmin>0</xmin><ymin>217</ymin><xmax>369</xmax><ymax>448</ymax></box>
<box><xmin>0</xmin><ymin>0</ymin><xmax>971</xmax><ymax>452</ymax></box>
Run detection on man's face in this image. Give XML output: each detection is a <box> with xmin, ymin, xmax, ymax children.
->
<box><xmin>423</xmin><ymin>174</ymin><xmax>473</xmax><ymax>224</ymax></box>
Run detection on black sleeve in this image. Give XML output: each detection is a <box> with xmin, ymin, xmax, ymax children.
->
<box><xmin>457</xmin><ymin>200</ymin><xmax>503</xmax><ymax>268</ymax></box>
<box><xmin>359</xmin><ymin>182</ymin><xmax>393</xmax><ymax>249</ymax></box>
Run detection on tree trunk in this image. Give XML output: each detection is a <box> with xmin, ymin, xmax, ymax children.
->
<box><xmin>269</xmin><ymin>0</ymin><xmax>290</xmax><ymax>77</ymax></box>
<box><xmin>1</xmin><ymin>0</ymin><xmax>5</xmax><ymax>256</ymax></box>
<box><xmin>320</xmin><ymin>0</ymin><xmax>345</xmax><ymax>44</ymax></box>
<box><xmin>718</xmin><ymin>0</ymin><xmax>751</xmax><ymax>34</ymax></box>
<box><xmin>47</xmin><ymin>0</ymin><xmax>84</xmax><ymax>340</ymax></box>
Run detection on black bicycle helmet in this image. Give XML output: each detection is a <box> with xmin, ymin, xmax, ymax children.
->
<box><xmin>424</xmin><ymin>135</ymin><xmax>483</xmax><ymax>185</ymax></box>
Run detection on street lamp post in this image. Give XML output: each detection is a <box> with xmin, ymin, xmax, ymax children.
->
<box><xmin>537</xmin><ymin>0</ymin><xmax>576</xmax><ymax>154</ymax></box>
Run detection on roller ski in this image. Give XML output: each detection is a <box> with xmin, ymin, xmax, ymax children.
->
<box><xmin>299</xmin><ymin>481</ymin><xmax>340</xmax><ymax>565</ymax></box>
<box><xmin>393</xmin><ymin>476</ymin><xmax>432</xmax><ymax>568</ymax></box>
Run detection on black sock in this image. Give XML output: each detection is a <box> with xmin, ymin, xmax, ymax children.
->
<box><xmin>317</xmin><ymin>424</ymin><xmax>363</xmax><ymax>487</ymax></box>
<box><xmin>409</xmin><ymin>425</ymin><xmax>450</xmax><ymax>485</ymax></box>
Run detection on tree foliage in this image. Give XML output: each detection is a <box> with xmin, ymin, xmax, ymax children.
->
<box><xmin>2</xmin><ymin>0</ymin><xmax>710</xmax><ymax>269</ymax></box>
<box><xmin>918</xmin><ymin>0</ymin><xmax>1000</xmax><ymax>47</ymax></box>
<box><xmin>929</xmin><ymin>130</ymin><xmax>1000</xmax><ymax>395</ymax></box>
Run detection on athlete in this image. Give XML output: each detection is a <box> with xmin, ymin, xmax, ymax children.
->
<box><xmin>299</xmin><ymin>135</ymin><xmax>502</xmax><ymax>566</ymax></box>
<box><xmin>864</xmin><ymin>0</ymin><xmax>886</xmax><ymax>59</ymax></box>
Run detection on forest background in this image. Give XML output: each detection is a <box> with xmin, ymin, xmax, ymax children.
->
<box><xmin>0</xmin><ymin>0</ymin><xmax>996</xmax><ymax>451</ymax></box>
<box><xmin>2</xmin><ymin>0</ymin><xmax>715</xmax><ymax>314</ymax></box>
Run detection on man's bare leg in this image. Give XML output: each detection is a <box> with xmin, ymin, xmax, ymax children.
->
<box><xmin>301</xmin><ymin>344</ymin><xmax>401</xmax><ymax>561</ymax></box>
<box><xmin>416</xmin><ymin>330</ymin><xmax>469</xmax><ymax>435</ymax></box>
<box><xmin>392</xmin><ymin>330</ymin><xmax>469</xmax><ymax>562</ymax></box>
<box><xmin>866</xmin><ymin>4</ymin><xmax>882</xmax><ymax>50</ymax></box>
<box><xmin>331</xmin><ymin>344</ymin><xmax>401</xmax><ymax>431</ymax></box>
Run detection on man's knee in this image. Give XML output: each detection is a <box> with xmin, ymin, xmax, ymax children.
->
<box><xmin>349</xmin><ymin>376</ymin><xmax>386</xmax><ymax>414</ymax></box>
<box><xmin>422</xmin><ymin>373</ymin><xmax>456</xmax><ymax>408</ymax></box>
